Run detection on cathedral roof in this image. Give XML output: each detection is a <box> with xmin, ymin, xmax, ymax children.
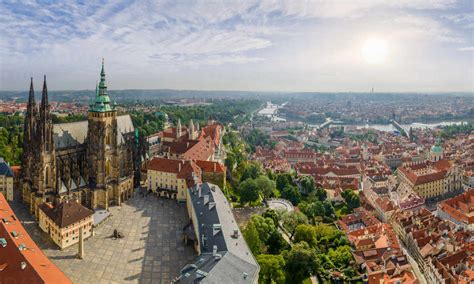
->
<box><xmin>53</xmin><ymin>115</ymin><xmax>134</xmax><ymax>149</ymax></box>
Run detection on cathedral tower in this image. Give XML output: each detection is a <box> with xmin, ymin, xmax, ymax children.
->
<box><xmin>430</xmin><ymin>137</ymin><xmax>444</xmax><ymax>162</ymax></box>
<box><xmin>177</xmin><ymin>119</ymin><xmax>182</xmax><ymax>139</ymax></box>
<box><xmin>35</xmin><ymin>76</ymin><xmax>56</xmax><ymax>200</ymax></box>
<box><xmin>21</xmin><ymin>78</ymin><xmax>37</xmax><ymax>202</ymax></box>
<box><xmin>86</xmin><ymin>59</ymin><xmax>119</xmax><ymax>209</ymax></box>
<box><xmin>189</xmin><ymin>119</ymin><xmax>195</xmax><ymax>139</ymax></box>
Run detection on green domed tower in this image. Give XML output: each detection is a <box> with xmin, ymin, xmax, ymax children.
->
<box><xmin>86</xmin><ymin>59</ymin><xmax>119</xmax><ymax>209</ymax></box>
<box><xmin>430</xmin><ymin>137</ymin><xmax>444</xmax><ymax>162</ymax></box>
<box><xmin>90</xmin><ymin>58</ymin><xmax>115</xmax><ymax>112</ymax></box>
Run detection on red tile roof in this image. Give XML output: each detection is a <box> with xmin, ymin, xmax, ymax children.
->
<box><xmin>147</xmin><ymin>158</ymin><xmax>202</xmax><ymax>187</ymax></box>
<box><xmin>39</xmin><ymin>200</ymin><xmax>93</xmax><ymax>228</ymax></box>
<box><xmin>182</xmin><ymin>137</ymin><xmax>215</xmax><ymax>161</ymax></box>
<box><xmin>0</xmin><ymin>194</ymin><xmax>71</xmax><ymax>283</ymax></box>
<box><xmin>398</xmin><ymin>162</ymin><xmax>448</xmax><ymax>186</ymax></box>
<box><xmin>195</xmin><ymin>160</ymin><xmax>225</xmax><ymax>173</ymax></box>
<box><xmin>438</xmin><ymin>188</ymin><xmax>474</xmax><ymax>225</ymax></box>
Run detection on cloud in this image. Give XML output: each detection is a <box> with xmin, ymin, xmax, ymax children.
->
<box><xmin>458</xmin><ymin>46</ymin><xmax>474</xmax><ymax>51</ymax></box>
<box><xmin>392</xmin><ymin>14</ymin><xmax>465</xmax><ymax>43</ymax></box>
<box><xmin>0</xmin><ymin>0</ymin><xmax>471</xmax><ymax>91</ymax></box>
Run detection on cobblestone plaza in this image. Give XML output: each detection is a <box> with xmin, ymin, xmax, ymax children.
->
<box><xmin>11</xmin><ymin>192</ymin><xmax>196</xmax><ymax>284</ymax></box>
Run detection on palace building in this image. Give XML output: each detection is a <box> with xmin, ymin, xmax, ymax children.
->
<box><xmin>21</xmin><ymin>60</ymin><xmax>139</xmax><ymax>216</ymax></box>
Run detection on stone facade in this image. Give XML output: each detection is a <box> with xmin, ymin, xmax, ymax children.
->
<box><xmin>0</xmin><ymin>158</ymin><xmax>13</xmax><ymax>201</ymax></box>
<box><xmin>21</xmin><ymin>61</ymin><xmax>138</xmax><ymax>215</ymax></box>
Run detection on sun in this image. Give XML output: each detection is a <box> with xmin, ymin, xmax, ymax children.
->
<box><xmin>361</xmin><ymin>38</ymin><xmax>388</xmax><ymax>64</ymax></box>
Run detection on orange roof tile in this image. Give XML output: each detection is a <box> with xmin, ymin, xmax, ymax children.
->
<box><xmin>0</xmin><ymin>194</ymin><xmax>71</xmax><ymax>283</ymax></box>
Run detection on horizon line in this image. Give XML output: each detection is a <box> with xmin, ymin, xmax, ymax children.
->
<box><xmin>1</xmin><ymin>88</ymin><xmax>473</xmax><ymax>95</ymax></box>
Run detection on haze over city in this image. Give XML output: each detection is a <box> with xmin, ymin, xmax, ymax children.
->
<box><xmin>1</xmin><ymin>0</ymin><xmax>473</xmax><ymax>92</ymax></box>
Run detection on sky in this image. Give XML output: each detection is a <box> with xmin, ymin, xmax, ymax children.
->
<box><xmin>0</xmin><ymin>0</ymin><xmax>473</xmax><ymax>92</ymax></box>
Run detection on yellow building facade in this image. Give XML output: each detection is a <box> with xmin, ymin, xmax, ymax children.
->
<box><xmin>38</xmin><ymin>201</ymin><xmax>94</xmax><ymax>249</ymax></box>
<box><xmin>147</xmin><ymin>158</ymin><xmax>201</xmax><ymax>201</ymax></box>
<box><xmin>0</xmin><ymin>173</ymin><xmax>13</xmax><ymax>202</ymax></box>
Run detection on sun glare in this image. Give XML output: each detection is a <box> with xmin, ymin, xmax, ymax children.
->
<box><xmin>361</xmin><ymin>38</ymin><xmax>388</xmax><ymax>64</ymax></box>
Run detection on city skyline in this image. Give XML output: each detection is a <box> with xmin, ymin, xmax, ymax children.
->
<box><xmin>1</xmin><ymin>0</ymin><xmax>473</xmax><ymax>92</ymax></box>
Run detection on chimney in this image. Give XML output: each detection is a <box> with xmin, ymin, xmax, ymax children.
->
<box><xmin>178</xmin><ymin>162</ymin><xmax>182</xmax><ymax>172</ymax></box>
<box><xmin>20</xmin><ymin>262</ymin><xmax>26</xmax><ymax>270</ymax></box>
<box><xmin>213</xmin><ymin>163</ymin><xmax>216</xmax><ymax>172</ymax></box>
<box><xmin>212</xmin><ymin>245</ymin><xmax>217</xmax><ymax>256</ymax></box>
<box><xmin>198</xmin><ymin>185</ymin><xmax>201</xmax><ymax>198</ymax></box>
<box><xmin>209</xmin><ymin>201</ymin><xmax>215</xmax><ymax>211</ymax></box>
<box><xmin>233</xmin><ymin>229</ymin><xmax>239</xmax><ymax>238</ymax></box>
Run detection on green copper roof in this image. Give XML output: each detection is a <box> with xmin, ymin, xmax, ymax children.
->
<box><xmin>90</xmin><ymin>59</ymin><xmax>115</xmax><ymax>113</ymax></box>
<box><xmin>431</xmin><ymin>145</ymin><xmax>443</xmax><ymax>154</ymax></box>
<box><xmin>431</xmin><ymin>137</ymin><xmax>443</xmax><ymax>154</ymax></box>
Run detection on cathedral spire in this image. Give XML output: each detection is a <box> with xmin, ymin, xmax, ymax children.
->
<box><xmin>91</xmin><ymin>59</ymin><xmax>113</xmax><ymax>112</ymax></box>
<box><xmin>101</xmin><ymin>58</ymin><xmax>105</xmax><ymax>76</ymax></box>
<box><xmin>189</xmin><ymin>119</ymin><xmax>195</xmax><ymax>139</ymax></box>
<box><xmin>41</xmin><ymin>75</ymin><xmax>48</xmax><ymax>110</ymax></box>
<box><xmin>24</xmin><ymin>77</ymin><xmax>37</xmax><ymax>141</ymax></box>
<box><xmin>28</xmin><ymin>77</ymin><xmax>35</xmax><ymax>108</ymax></box>
<box><xmin>99</xmin><ymin>58</ymin><xmax>107</xmax><ymax>95</ymax></box>
<box><xmin>177</xmin><ymin>119</ymin><xmax>182</xmax><ymax>139</ymax></box>
<box><xmin>21</xmin><ymin>77</ymin><xmax>38</xmax><ymax>182</ymax></box>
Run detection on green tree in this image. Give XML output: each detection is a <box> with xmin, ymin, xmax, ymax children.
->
<box><xmin>224</xmin><ymin>153</ymin><xmax>236</xmax><ymax>172</ymax></box>
<box><xmin>293</xmin><ymin>224</ymin><xmax>317</xmax><ymax>247</ymax></box>
<box><xmin>239</xmin><ymin>179</ymin><xmax>260</xmax><ymax>204</ymax></box>
<box><xmin>244</xmin><ymin>129</ymin><xmax>271</xmax><ymax>152</ymax></box>
<box><xmin>313</xmin><ymin>224</ymin><xmax>348</xmax><ymax>251</ymax></box>
<box><xmin>282</xmin><ymin>211</ymin><xmax>308</xmax><ymax>240</ymax></box>
<box><xmin>341</xmin><ymin>190</ymin><xmax>360</xmax><ymax>212</ymax></box>
<box><xmin>283</xmin><ymin>242</ymin><xmax>318</xmax><ymax>284</ymax></box>
<box><xmin>240</xmin><ymin>162</ymin><xmax>262</xmax><ymax>182</ymax></box>
<box><xmin>313</xmin><ymin>187</ymin><xmax>327</xmax><ymax>201</ymax></box>
<box><xmin>300</xmin><ymin>176</ymin><xmax>315</xmax><ymax>195</ymax></box>
<box><xmin>276</xmin><ymin>173</ymin><xmax>293</xmax><ymax>191</ymax></box>
<box><xmin>262</xmin><ymin>209</ymin><xmax>280</xmax><ymax>227</ymax></box>
<box><xmin>255</xmin><ymin>175</ymin><xmax>276</xmax><ymax>198</ymax></box>
<box><xmin>249</xmin><ymin>215</ymin><xmax>276</xmax><ymax>243</ymax></box>
<box><xmin>281</xmin><ymin>185</ymin><xmax>301</xmax><ymax>205</ymax></box>
<box><xmin>257</xmin><ymin>254</ymin><xmax>286</xmax><ymax>284</ymax></box>
<box><xmin>299</xmin><ymin>201</ymin><xmax>324</xmax><ymax>223</ymax></box>
<box><xmin>243</xmin><ymin>221</ymin><xmax>262</xmax><ymax>255</ymax></box>
<box><xmin>266</xmin><ymin>230</ymin><xmax>288</xmax><ymax>254</ymax></box>
<box><xmin>327</xmin><ymin>245</ymin><xmax>353</xmax><ymax>269</ymax></box>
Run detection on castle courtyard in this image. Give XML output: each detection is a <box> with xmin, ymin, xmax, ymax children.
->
<box><xmin>10</xmin><ymin>190</ymin><xmax>196</xmax><ymax>284</ymax></box>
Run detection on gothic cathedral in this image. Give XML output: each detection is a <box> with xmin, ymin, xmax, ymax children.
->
<box><xmin>21</xmin><ymin>60</ymin><xmax>139</xmax><ymax>217</ymax></box>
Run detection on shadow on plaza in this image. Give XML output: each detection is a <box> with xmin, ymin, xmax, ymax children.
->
<box><xmin>9</xmin><ymin>189</ymin><xmax>197</xmax><ymax>283</ymax></box>
<box><xmin>132</xmin><ymin>190</ymin><xmax>196</xmax><ymax>283</ymax></box>
<box><xmin>10</xmin><ymin>200</ymin><xmax>59</xmax><ymax>252</ymax></box>
<box><xmin>50</xmin><ymin>255</ymin><xmax>78</xmax><ymax>260</ymax></box>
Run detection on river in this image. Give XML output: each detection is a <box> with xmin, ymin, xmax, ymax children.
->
<box><xmin>334</xmin><ymin>121</ymin><xmax>467</xmax><ymax>133</ymax></box>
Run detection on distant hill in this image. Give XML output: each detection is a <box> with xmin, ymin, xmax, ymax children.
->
<box><xmin>0</xmin><ymin>89</ymin><xmax>472</xmax><ymax>103</ymax></box>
